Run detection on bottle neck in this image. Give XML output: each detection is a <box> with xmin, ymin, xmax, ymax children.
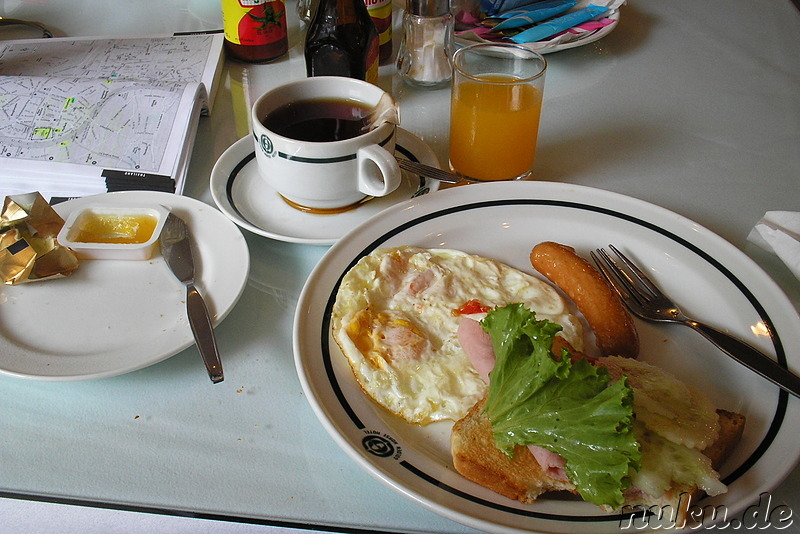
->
<box><xmin>315</xmin><ymin>0</ymin><xmax>363</xmax><ymax>23</ymax></box>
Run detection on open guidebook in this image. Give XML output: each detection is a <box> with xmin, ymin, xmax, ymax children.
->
<box><xmin>0</xmin><ymin>32</ymin><xmax>224</xmax><ymax>202</ymax></box>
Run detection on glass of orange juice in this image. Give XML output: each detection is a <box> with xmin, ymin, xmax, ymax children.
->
<box><xmin>449</xmin><ymin>43</ymin><xmax>546</xmax><ymax>182</ymax></box>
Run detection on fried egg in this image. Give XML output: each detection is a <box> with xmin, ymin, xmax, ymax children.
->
<box><xmin>331</xmin><ymin>246</ymin><xmax>583</xmax><ymax>425</ymax></box>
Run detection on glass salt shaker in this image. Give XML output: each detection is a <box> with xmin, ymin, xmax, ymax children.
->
<box><xmin>397</xmin><ymin>0</ymin><xmax>454</xmax><ymax>88</ymax></box>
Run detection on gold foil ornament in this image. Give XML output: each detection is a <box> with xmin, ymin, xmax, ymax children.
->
<box><xmin>0</xmin><ymin>192</ymin><xmax>79</xmax><ymax>285</ymax></box>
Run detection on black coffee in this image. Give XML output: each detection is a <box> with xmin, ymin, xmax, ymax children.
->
<box><xmin>263</xmin><ymin>98</ymin><xmax>374</xmax><ymax>142</ymax></box>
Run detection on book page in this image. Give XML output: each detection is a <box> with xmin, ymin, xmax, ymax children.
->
<box><xmin>0</xmin><ymin>76</ymin><xmax>194</xmax><ymax>171</ymax></box>
<box><xmin>0</xmin><ymin>77</ymin><xmax>205</xmax><ymax>199</ymax></box>
<box><xmin>0</xmin><ymin>34</ymin><xmax>222</xmax><ymax>199</ymax></box>
<box><xmin>0</xmin><ymin>34</ymin><xmax>222</xmax><ymax>91</ymax></box>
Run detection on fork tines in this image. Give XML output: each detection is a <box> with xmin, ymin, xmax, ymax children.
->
<box><xmin>591</xmin><ymin>245</ymin><xmax>660</xmax><ymax>309</ymax></box>
<box><xmin>594</xmin><ymin>246</ymin><xmax>800</xmax><ymax>398</ymax></box>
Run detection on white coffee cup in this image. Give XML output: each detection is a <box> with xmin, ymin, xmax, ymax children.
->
<box><xmin>251</xmin><ymin>76</ymin><xmax>402</xmax><ymax>211</ymax></box>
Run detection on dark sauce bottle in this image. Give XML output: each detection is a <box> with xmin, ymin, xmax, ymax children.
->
<box><xmin>304</xmin><ymin>0</ymin><xmax>380</xmax><ymax>84</ymax></box>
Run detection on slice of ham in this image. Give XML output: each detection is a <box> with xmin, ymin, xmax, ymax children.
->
<box><xmin>458</xmin><ymin>316</ymin><xmax>569</xmax><ymax>481</ymax></box>
<box><xmin>457</xmin><ymin>318</ymin><xmax>495</xmax><ymax>383</ymax></box>
<box><xmin>528</xmin><ymin>445</ymin><xmax>569</xmax><ymax>481</ymax></box>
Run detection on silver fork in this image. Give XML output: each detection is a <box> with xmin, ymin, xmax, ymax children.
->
<box><xmin>397</xmin><ymin>158</ymin><xmax>463</xmax><ymax>184</ymax></box>
<box><xmin>592</xmin><ymin>245</ymin><xmax>800</xmax><ymax>398</ymax></box>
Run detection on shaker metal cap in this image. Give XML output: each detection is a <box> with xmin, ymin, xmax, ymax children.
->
<box><xmin>407</xmin><ymin>0</ymin><xmax>450</xmax><ymax>17</ymax></box>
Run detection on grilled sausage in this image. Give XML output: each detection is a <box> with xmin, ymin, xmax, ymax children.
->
<box><xmin>531</xmin><ymin>242</ymin><xmax>639</xmax><ymax>358</ymax></box>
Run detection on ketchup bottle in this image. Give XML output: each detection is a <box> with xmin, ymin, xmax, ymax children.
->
<box><xmin>222</xmin><ymin>0</ymin><xmax>288</xmax><ymax>63</ymax></box>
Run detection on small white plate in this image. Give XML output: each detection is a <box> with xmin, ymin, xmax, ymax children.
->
<box><xmin>294</xmin><ymin>181</ymin><xmax>800</xmax><ymax>534</ymax></box>
<box><xmin>456</xmin><ymin>0</ymin><xmax>622</xmax><ymax>54</ymax></box>
<box><xmin>0</xmin><ymin>191</ymin><xmax>249</xmax><ymax>381</ymax></box>
<box><xmin>209</xmin><ymin>129</ymin><xmax>441</xmax><ymax>246</ymax></box>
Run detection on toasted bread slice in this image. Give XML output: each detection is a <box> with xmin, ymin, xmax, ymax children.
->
<box><xmin>451</xmin><ymin>397</ymin><xmax>745</xmax><ymax>525</ymax></box>
<box><xmin>451</xmin><ymin>397</ymin><xmax>577</xmax><ymax>503</ymax></box>
<box><xmin>703</xmin><ymin>409</ymin><xmax>746</xmax><ymax>466</ymax></box>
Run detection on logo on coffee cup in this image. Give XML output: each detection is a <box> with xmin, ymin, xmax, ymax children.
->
<box><xmin>259</xmin><ymin>134</ymin><xmax>276</xmax><ymax>158</ymax></box>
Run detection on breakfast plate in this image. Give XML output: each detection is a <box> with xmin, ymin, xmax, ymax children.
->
<box><xmin>209</xmin><ymin>129</ymin><xmax>440</xmax><ymax>246</ymax></box>
<box><xmin>0</xmin><ymin>191</ymin><xmax>249</xmax><ymax>381</ymax></box>
<box><xmin>293</xmin><ymin>181</ymin><xmax>800</xmax><ymax>534</ymax></box>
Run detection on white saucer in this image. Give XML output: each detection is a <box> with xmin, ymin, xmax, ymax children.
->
<box><xmin>209</xmin><ymin>129</ymin><xmax>441</xmax><ymax>246</ymax></box>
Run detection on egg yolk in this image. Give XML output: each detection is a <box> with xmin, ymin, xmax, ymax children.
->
<box><xmin>346</xmin><ymin>310</ymin><xmax>429</xmax><ymax>368</ymax></box>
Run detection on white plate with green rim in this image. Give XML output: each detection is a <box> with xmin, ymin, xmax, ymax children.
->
<box><xmin>294</xmin><ymin>181</ymin><xmax>800</xmax><ymax>534</ymax></box>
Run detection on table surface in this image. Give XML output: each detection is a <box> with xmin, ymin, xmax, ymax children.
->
<box><xmin>1</xmin><ymin>1</ymin><xmax>799</xmax><ymax>533</ymax></box>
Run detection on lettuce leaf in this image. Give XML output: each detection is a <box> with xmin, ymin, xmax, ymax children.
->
<box><xmin>482</xmin><ymin>304</ymin><xmax>640</xmax><ymax>509</ymax></box>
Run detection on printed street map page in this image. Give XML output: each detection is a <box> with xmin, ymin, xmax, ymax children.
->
<box><xmin>0</xmin><ymin>35</ymin><xmax>218</xmax><ymax>84</ymax></box>
<box><xmin>0</xmin><ymin>76</ymin><xmax>184</xmax><ymax>172</ymax></box>
<box><xmin>0</xmin><ymin>35</ymin><xmax>221</xmax><ymax>197</ymax></box>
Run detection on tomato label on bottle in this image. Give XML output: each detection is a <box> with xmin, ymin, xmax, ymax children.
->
<box><xmin>365</xmin><ymin>0</ymin><xmax>392</xmax><ymax>60</ymax></box>
<box><xmin>365</xmin><ymin>35</ymin><xmax>379</xmax><ymax>84</ymax></box>
<box><xmin>365</xmin><ymin>0</ymin><xmax>392</xmax><ymax>41</ymax></box>
<box><xmin>222</xmin><ymin>0</ymin><xmax>287</xmax><ymax>47</ymax></box>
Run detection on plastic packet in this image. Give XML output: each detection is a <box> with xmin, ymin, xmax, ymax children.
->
<box><xmin>509</xmin><ymin>3</ymin><xmax>608</xmax><ymax>43</ymax></box>
<box><xmin>486</xmin><ymin>0</ymin><xmax>577</xmax><ymax>31</ymax></box>
<box><xmin>480</xmin><ymin>0</ymin><xmax>551</xmax><ymax>17</ymax></box>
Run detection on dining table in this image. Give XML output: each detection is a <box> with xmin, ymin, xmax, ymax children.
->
<box><xmin>1</xmin><ymin>0</ymin><xmax>799</xmax><ymax>533</ymax></box>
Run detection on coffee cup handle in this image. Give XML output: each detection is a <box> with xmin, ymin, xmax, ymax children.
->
<box><xmin>356</xmin><ymin>144</ymin><xmax>402</xmax><ymax>198</ymax></box>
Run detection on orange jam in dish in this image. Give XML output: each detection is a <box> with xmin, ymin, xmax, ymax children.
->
<box><xmin>73</xmin><ymin>212</ymin><xmax>159</xmax><ymax>244</ymax></box>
